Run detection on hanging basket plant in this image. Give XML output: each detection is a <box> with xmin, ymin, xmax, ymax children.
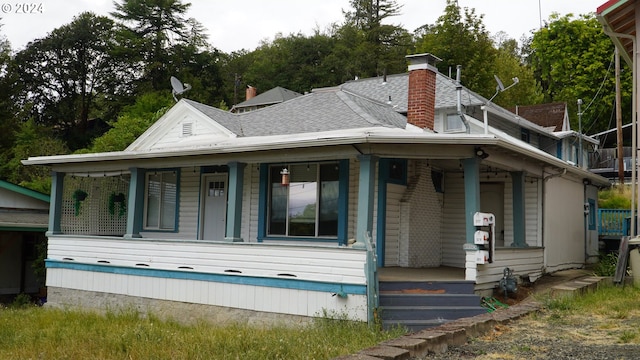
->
<box><xmin>108</xmin><ymin>192</ymin><xmax>127</xmax><ymax>217</ymax></box>
<box><xmin>72</xmin><ymin>189</ymin><xmax>88</xmax><ymax>216</ymax></box>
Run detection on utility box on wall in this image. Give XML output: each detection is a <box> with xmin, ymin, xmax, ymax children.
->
<box><xmin>473</xmin><ymin>212</ymin><xmax>495</xmax><ymax>264</ymax></box>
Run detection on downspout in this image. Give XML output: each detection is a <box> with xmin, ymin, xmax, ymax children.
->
<box><xmin>456</xmin><ymin>65</ymin><xmax>471</xmax><ymax>134</ymax></box>
<box><xmin>602</xmin><ymin>28</ymin><xmax>636</xmax><ymax>235</ymax></box>
<box><xmin>583</xmin><ymin>180</ymin><xmax>589</xmax><ymax>262</ymax></box>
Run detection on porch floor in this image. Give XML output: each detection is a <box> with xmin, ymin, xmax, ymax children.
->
<box><xmin>378</xmin><ymin>266</ymin><xmax>465</xmax><ymax>282</ymax></box>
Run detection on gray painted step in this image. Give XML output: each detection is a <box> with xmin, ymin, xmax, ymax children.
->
<box><xmin>381</xmin><ymin>305</ymin><xmax>486</xmax><ymax>321</ymax></box>
<box><xmin>380</xmin><ymin>293</ymin><xmax>482</xmax><ymax>307</ymax></box>
<box><xmin>379</xmin><ymin>280</ymin><xmax>476</xmax><ymax>294</ymax></box>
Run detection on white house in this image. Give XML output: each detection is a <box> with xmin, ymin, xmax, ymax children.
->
<box><xmin>24</xmin><ymin>53</ymin><xmax>609</xmax><ymax>329</ymax></box>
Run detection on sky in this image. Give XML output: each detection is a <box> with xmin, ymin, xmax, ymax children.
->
<box><xmin>0</xmin><ymin>0</ymin><xmax>608</xmax><ymax>54</ymax></box>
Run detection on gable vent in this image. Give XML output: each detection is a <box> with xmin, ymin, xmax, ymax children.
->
<box><xmin>182</xmin><ymin>122</ymin><xmax>193</xmax><ymax>137</ymax></box>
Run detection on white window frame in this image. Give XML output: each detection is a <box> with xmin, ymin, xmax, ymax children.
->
<box><xmin>144</xmin><ymin>170</ymin><xmax>178</xmax><ymax>231</ymax></box>
<box><xmin>444</xmin><ymin>113</ymin><xmax>465</xmax><ymax>132</ymax></box>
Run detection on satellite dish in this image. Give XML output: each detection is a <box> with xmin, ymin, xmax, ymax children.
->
<box><xmin>488</xmin><ymin>75</ymin><xmax>519</xmax><ymax>103</ymax></box>
<box><xmin>171</xmin><ymin>76</ymin><xmax>192</xmax><ymax>102</ymax></box>
<box><xmin>494</xmin><ymin>75</ymin><xmax>505</xmax><ymax>91</ymax></box>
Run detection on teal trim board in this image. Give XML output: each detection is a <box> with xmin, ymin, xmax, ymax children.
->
<box><xmin>46</xmin><ymin>260</ymin><xmax>366</xmax><ymax>295</ymax></box>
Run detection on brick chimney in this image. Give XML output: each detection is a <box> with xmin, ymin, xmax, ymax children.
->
<box><xmin>406</xmin><ymin>53</ymin><xmax>441</xmax><ymax>130</ymax></box>
<box><xmin>246</xmin><ymin>85</ymin><xmax>257</xmax><ymax>100</ymax></box>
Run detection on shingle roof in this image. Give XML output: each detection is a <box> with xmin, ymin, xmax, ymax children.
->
<box><xmin>186</xmin><ymin>87</ymin><xmax>409</xmax><ymax>137</ymax></box>
<box><xmin>507</xmin><ymin>103</ymin><xmax>568</xmax><ymax>132</ymax></box>
<box><xmin>340</xmin><ymin>73</ymin><xmax>486</xmax><ymax>112</ymax></box>
<box><xmin>232</xmin><ymin>86</ymin><xmax>302</xmax><ymax>110</ymax></box>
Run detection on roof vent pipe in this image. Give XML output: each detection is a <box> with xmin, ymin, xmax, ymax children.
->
<box><xmin>456</xmin><ymin>65</ymin><xmax>471</xmax><ymax>134</ymax></box>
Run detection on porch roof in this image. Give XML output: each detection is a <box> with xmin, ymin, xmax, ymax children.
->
<box><xmin>0</xmin><ymin>210</ymin><xmax>48</xmax><ymax>230</ymax></box>
<box><xmin>22</xmin><ymin>121</ymin><xmax>608</xmax><ymax>186</ymax></box>
<box><xmin>596</xmin><ymin>0</ymin><xmax>635</xmax><ymax>66</ymax></box>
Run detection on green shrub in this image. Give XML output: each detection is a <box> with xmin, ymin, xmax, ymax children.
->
<box><xmin>592</xmin><ymin>252</ymin><xmax>619</xmax><ymax>277</ymax></box>
<box><xmin>10</xmin><ymin>293</ymin><xmax>33</xmax><ymax>309</ymax></box>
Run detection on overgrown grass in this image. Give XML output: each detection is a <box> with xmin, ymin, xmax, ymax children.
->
<box><xmin>599</xmin><ymin>185</ymin><xmax>632</xmax><ymax>209</ymax></box>
<box><xmin>0</xmin><ymin>306</ymin><xmax>405</xmax><ymax>359</ymax></box>
<box><xmin>542</xmin><ymin>284</ymin><xmax>640</xmax><ymax>344</ymax></box>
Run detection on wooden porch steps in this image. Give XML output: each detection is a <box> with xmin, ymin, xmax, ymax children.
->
<box><xmin>379</xmin><ymin>280</ymin><xmax>487</xmax><ymax>332</ymax></box>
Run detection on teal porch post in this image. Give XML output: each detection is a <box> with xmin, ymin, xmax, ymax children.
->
<box><xmin>47</xmin><ymin>171</ymin><xmax>65</xmax><ymax>235</ymax></box>
<box><xmin>354</xmin><ymin>155</ymin><xmax>379</xmax><ymax>327</ymax></box>
<box><xmin>225</xmin><ymin>161</ymin><xmax>246</xmax><ymax>242</ymax></box>
<box><xmin>511</xmin><ymin>171</ymin><xmax>526</xmax><ymax>247</ymax></box>
<box><xmin>125</xmin><ymin>168</ymin><xmax>145</xmax><ymax>239</ymax></box>
<box><xmin>353</xmin><ymin>155</ymin><xmax>377</xmax><ymax>249</ymax></box>
<box><xmin>463</xmin><ymin>158</ymin><xmax>481</xmax><ymax>244</ymax></box>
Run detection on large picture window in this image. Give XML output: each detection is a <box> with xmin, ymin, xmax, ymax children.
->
<box><xmin>145</xmin><ymin>171</ymin><xmax>177</xmax><ymax>230</ymax></box>
<box><xmin>268</xmin><ymin>163</ymin><xmax>339</xmax><ymax>238</ymax></box>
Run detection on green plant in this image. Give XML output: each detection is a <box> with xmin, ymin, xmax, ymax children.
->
<box><xmin>108</xmin><ymin>192</ymin><xmax>126</xmax><ymax>217</ymax></box>
<box><xmin>10</xmin><ymin>293</ymin><xmax>33</xmax><ymax>308</ymax></box>
<box><xmin>72</xmin><ymin>189</ymin><xmax>88</xmax><ymax>216</ymax></box>
<box><xmin>31</xmin><ymin>236</ymin><xmax>47</xmax><ymax>286</ymax></box>
<box><xmin>592</xmin><ymin>252</ymin><xmax>619</xmax><ymax>277</ymax></box>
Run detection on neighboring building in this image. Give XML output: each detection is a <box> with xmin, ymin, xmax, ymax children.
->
<box><xmin>509</xmin><ymin>103</ymin><xmax>570</xmax><ymax>132</ymax></box>
<box><xmin>230</xmin><ymin>86</ymin><xmax>302</xmax><ymax>113</ymax></box>
<box><xmin>507</xmin><ymin>102</ymin><xmax>599</xmax><ymax>168</ymax></box>
<box><xmin>24</xmin><ymin>53</ymin><xmax>608</xmax><ymax>329</ymax></box>
<box><xmin>0</xmin><ymin>180</ymin><xmax>49</xmax><ymax>296</ymax></box>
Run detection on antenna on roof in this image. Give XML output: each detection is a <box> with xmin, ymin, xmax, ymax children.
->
<box><xmin>488</xmin><ymin>75</ymin><xmax>519</xmax><ymax>102</ymax></box>
<box><xmin>171</xmin><ymin>76</ymin><xmax>192</xmax><ymax>102</ymax></box>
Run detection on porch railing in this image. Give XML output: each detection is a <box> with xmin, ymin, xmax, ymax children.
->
<box><xmin>598</xmin><ymin>209</ymin><xmax>632</xmax><ymax>237</ymax></box>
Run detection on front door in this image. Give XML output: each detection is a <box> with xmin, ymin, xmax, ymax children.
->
<box><xmin>201</xmin><ymin>174</ymin><xmax>227</xmax><ymax>240</ymax></box>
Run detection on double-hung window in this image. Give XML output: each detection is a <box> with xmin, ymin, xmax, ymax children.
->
<box><xmin>268</xmin><ymin>163</ymin><xmax>340</xmax><ymax>238</ymax></box>
<box><xmin>145</xmin><ymin>170</ymin><xmax>177</xmax><ymax>230</ymax></box>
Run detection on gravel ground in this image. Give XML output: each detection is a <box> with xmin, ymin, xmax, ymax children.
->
<box><xmin>420</xmin><ymin>298</ymin><xmax>640</xmax><ymax>359</ymax></box>
<box><xmin>421</xmin><ymin>322</ymin><xmax>640</xmax><ymax>359</ymax></box>
<box><xmin>411</xmin><ymin>270</ymin><xmax>640</xmax><ymax>359</ymax></box>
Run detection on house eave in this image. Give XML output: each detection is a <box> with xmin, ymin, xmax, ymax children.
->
<box><xmin>23</xmin><ymin>128</ymin><xmax>496</xmax><ymax>166</ymax></box>
<box><xmin>23</xmin><ymin>126</ymin><xmax>608</xmax><ymax>186</ymax></box>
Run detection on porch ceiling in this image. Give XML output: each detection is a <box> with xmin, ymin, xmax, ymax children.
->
<box><xmin>597</xmin><ymin>0</ymin><xmax>636</xmax><ymax>66</ymax></box>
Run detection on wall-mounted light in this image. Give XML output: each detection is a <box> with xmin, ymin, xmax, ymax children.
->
<box><xmin>280</xmin><ymin>168</ymin><xmax>290</xmax><ymax>186</ymax></box>
<box><xmin>475</xmin><ymin>147</ymin><xmax>489</xmax><ymax>159</ymax></box>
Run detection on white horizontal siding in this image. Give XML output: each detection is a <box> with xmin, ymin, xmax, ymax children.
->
<box><xmin>475</xmin><ymin>247</ymin><xmax>544</xmax><ymax>291</ymax></box>
<box><xmin>47</xmin><ymin>268</ymin><xmax>367</xmax><ymax>320</ymax></box>
<box><xmin>503</xmin><ymin>177</ymin><xmax>541</xmax><ymax>247</ymax></box>
<box><xmin>179</xmin><ymin>170</ymin><xmax>200</xmax><ymax>239</ymax></box>
<box><xmin>441</xmin><ymin>173</ymin><xmax>465</xmax><ymax>268</ymax></box>
<box><xmin>244</xmin><ymin>165</ymin><xmax>258</xmax><ymax>242</ymax></box>
<box><xmin>48</xmin><ymin>235</ymin><xmax>367</xmax><ymax>285</ymax></box>
<box><xmin>525</xmin><ymin>180</ymin><xmax>541</xmax><ymax>247</ymax></box>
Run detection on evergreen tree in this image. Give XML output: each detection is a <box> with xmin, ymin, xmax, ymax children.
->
<box><xmin>339</xmin><ymin>0</ymin><xmax>411</xmax><ymax>77</ymax></box>
<box><xmin>111</xmin><ymin>0</ymin><xmax>208</xmax><ymax>91</ymax></box>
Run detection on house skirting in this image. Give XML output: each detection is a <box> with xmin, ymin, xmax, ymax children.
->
<box><xmin>45</xmin><ymin>264</ymin><xmax>368</xmax><ymax>323</ymax></box>
<box><xmin>45</xmin><ymin>287</ymin><xmax>315</xmax><ymax>327</ymax></box>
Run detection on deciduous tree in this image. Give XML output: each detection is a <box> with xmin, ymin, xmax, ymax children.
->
<box><xmin>526</xmin><ymin>13</ymin><xmax>630</xmax><ymax>134</ymax></box>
